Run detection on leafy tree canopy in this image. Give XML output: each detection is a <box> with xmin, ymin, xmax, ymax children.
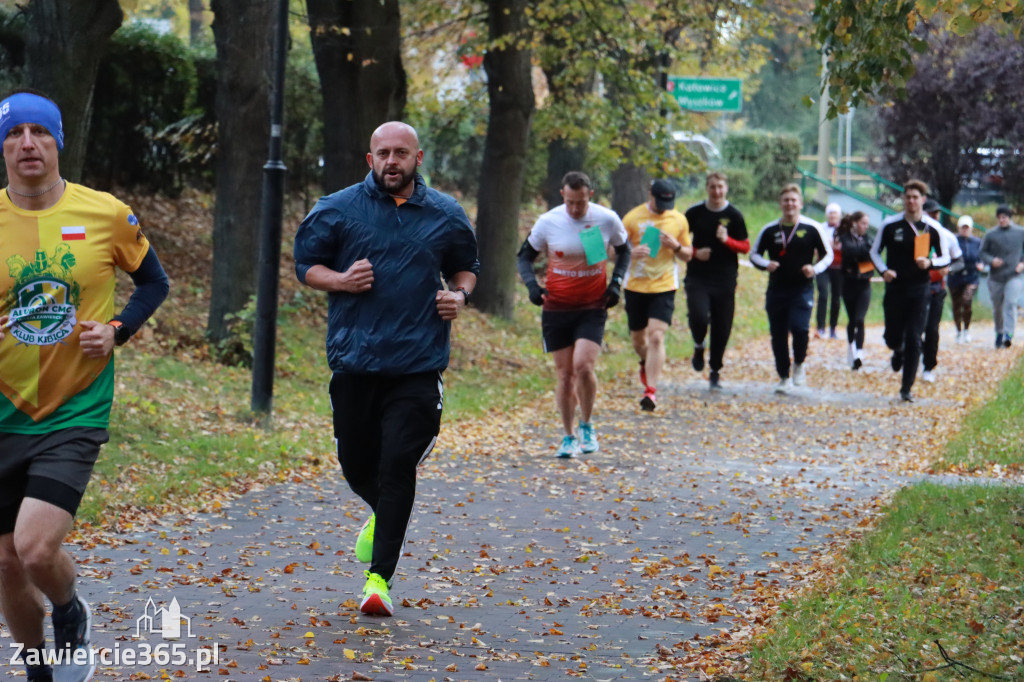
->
<box><xmin>404</xmin><ymin>0</ymin><xmax>775</xmax><ymax>192</ymax></box>
<box><xmin>814</xmin><ymin>0</ymin><xmax>1024</xmax><ymax>116</ymax></box>
<box><xmin>874</xmin><ymin>25</ymin><xmax>1023</xmax><ymax>211</ymax></box>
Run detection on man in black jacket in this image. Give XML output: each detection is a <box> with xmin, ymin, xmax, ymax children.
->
<box><xmin>750</xmin><ymin>184</ymin><xmax>833</xmax><ymax>393</ymax></box>
<box><xmin>869</xmin><ymin>180</ymin><xmax>951</xmax><ymax>401</ymax></box>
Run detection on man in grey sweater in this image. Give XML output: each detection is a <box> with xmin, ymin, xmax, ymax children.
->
<box><xmin>979</xmin><ymin>205</ymin><xmax>1024</xmax><ymax>347</ymax></box>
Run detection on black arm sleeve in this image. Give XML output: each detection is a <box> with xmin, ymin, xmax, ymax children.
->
<box><xmin>516</xmin><ymin>239</ymin><xmax>541</xmax><ymax>287</ymax></box>
<box><xmin>609</xmin><ymin>242</ymin><xmax>632</xmax><ymax>284</ymax></box>
<box><xmin>113</xmin><ymin>246</ymin><xmax>170</xmax><ymax>338</ymax></box>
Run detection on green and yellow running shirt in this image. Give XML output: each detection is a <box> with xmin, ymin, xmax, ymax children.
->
<box><xmin>0</xmin><ymin>183</ymin><xmax>150</xmax><ymax>433</ymax></box>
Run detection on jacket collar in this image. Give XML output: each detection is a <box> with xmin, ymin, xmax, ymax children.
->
<box><xmin>362</xmin><ymin>171</ymin><xmax>427</xmax><ymax>205</ymax></box>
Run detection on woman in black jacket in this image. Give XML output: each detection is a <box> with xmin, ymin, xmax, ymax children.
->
<box><xmin>836</xmin><ymin>211</ymin><xmax>874</xmax><ymax>369</ymax></box>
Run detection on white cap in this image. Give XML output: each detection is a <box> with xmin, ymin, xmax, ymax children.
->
<box><xmin>957</xmin><ymin>215</ymin><xmax>974</xmax><ymax>228</ymax></box>
<box><xmin>825</xmin><ymin>203</ymin><xmax>842</xmax><ymax>216</ymax></box>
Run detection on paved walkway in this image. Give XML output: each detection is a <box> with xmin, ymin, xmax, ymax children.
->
<box><xmin>16</xmin><ymin>324</ymin><xmax>1023</xmax><ymax>681</ymax></box>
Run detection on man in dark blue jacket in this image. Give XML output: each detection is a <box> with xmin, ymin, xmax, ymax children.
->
<box><xmin>294</xmin><ymin>121</ymin><xmax>479</xmax><ymax>617</ymax></box>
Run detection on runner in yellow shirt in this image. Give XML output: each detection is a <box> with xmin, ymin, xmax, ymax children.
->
<box><xmin>0</xmin><ymin>90</ymin><xmax>169</xmax><ymax>682</ymax></box>
<box><xmin>622</xmin><ymin>179</ymin><xmax>692</xmax><ymax>410</ymax></box>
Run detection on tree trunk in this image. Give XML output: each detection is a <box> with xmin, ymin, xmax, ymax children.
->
<box><xmin>474</xmin><ymin>0</ymin><xmax>535</xmax><ymax>319</ymax></box>
<box><xmin>539</xmin><ymin>33</ymin><xmax>593</xmax><ymax>211</ymax></box>
<box><xmin>543</xmin><ymin>137</ymin><xmax>586</xmax><ymax>210</ymax></box>
<box><xmin>189</xmin><ymin>0</ymin><xmax>206</xmax><ymax>45</ymax></box>
<box><xmin>610</xmin><ymin>162</ymin><xmax>648</xmax><ymax>218</ymax></box>
<box><xmin>23</xmin><ymin>0</ymin><xmax>122</xmax><ymax>183</ymax></box>
<box><xmin>934</xmin><ymin>185</ymin><xmax>958</xmax><ymax>229</ymax></box>
<box><xmin>207</xmin><ymin>0</ymin><xmax>273</xmax><ymax>343</ymax></box>
<box><xmin>606</xmin><ymin>45</ymin><xmax>656</xmax><ymax>218</ymax></box>
<box><xmin>306</xmin><ymin>0</ymin><xmax>406</xmax><ymax>193</ymax></box>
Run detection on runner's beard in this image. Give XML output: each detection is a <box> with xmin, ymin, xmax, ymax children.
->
<box><xmin>372</xmin><ymin>166</ymin><xmax>417</xmax><ymax>194</ymax></box>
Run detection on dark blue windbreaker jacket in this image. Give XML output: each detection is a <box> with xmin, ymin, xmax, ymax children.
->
<box><xmin>294</xmin><ymin>173</ymin><xmax>479</xmax><ymax>374</ymax></box>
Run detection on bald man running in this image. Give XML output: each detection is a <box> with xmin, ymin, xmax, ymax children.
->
<box><xmin>294</xmin><ymin>122</ymin><xmax>480</xmax><ymax>616</ymax></box>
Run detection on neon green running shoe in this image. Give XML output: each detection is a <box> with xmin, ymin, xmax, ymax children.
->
<box><xmin>359</xmin><ymin>570</ymin><xmax>393</xmax><ymax>616</ymax></box>
<box><xmin>355</xmin><ymin>513</ymin><xmax>375</xmax><ymax>563</ymax></box>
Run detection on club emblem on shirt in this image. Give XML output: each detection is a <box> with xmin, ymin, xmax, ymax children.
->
<box><xmin>4</xmin><ymin>245</ymin><xmax>80</xmax><ymax>346</ymax></box>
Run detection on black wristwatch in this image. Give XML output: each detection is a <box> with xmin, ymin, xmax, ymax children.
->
<box><xmin>107</xmin><ymin>319</ymin><xmax>131</xmax><ymax>346</ymax></box>
<box><xmin>455</xmin><ymin>286</ymin><xmax>472</xmax><ymax>306</ymax></box>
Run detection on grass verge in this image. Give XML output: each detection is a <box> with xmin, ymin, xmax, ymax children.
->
<box><xmin>935</xmin><ymin>355</ymin><xmax>1024</xmax><ymax>473</ymax></box>
<box><xmin>742</xmin><ymin>355</ymin><xmax>1024</xmax><ymax>682</ymax></box>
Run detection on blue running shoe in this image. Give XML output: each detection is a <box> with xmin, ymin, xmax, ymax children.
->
<box><xmin>555</xmin><ymin>435</ymin><xmax>580</xmax><ymax>458</ymax></box>
<box><xmin>578</xmin><ymin>421</ymin><xmax>599</xmax><ymax>453</ymax></box>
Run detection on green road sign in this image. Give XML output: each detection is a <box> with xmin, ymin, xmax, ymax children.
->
<box><xmin>668</xmin><ymin>76</ymin><xmax>742</xmax><ymax>112</ymax></box>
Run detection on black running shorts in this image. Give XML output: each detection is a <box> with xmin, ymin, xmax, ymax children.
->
<box><xmin>541</xmin><ymin>308</ymin><xmax>607</xmax><ymax>353</ymax></box>
<box><xmin>624</xmin><ymin>290</ymin><xmax>676</xmax><ymax>331</ymax></box>
<box><xmin>0</xmin><ymin>427</ymin><xmax>108</xmax><ymax>534</ymax></box>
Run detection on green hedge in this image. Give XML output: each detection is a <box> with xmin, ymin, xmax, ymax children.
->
<box><xmin>0</xmin><ymin>16</ymin><xmax>325</xmax><ymax>195</ymax></box>
<box><xmin>0</xmin><ymin>6</ymin><xmax>24</xmax><ymax>94</ymax></box>
<box><xmin>87</xmin><ymin>23</ymin><xmax>201</xmax><ymax>193</ymax></box>
<box><xmin>722</xmin><ymin>131</ymin><xmax>800</xmax><ymax>201</ymax></box>
<box><xmin>718</xmin><ymin>166</ymin><xmax>755</xmax><ymax>203</ymax></box>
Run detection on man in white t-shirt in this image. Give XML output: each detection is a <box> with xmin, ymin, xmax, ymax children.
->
<box><xmin>517</xmin><ymin>171</ymin><xmax>630</xmax><ymax>458</ymax></box>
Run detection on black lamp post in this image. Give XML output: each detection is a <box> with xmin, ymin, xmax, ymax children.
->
<box><xmin>251</xmin><ymin>0</ymin><xmax>289</xmax><ymax>419</ymax></box>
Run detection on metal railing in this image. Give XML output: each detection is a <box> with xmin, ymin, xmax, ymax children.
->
<box><xmin>796</xmin><ymin>168</ymin><xmax>897</xmax><ymax>219</ymax></box>
<box><xmin>796</xmin><ymin>167</ymin><xmax>971</xmax><ymax>230</ymax></box>
<box><xmin>832</xmin><ymin>162</ymin><xmax>903</xmax><ymax>199</ymax></box>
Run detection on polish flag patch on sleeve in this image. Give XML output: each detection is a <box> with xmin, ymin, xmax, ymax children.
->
<box><xmin>61</xmin><ymin>226</ymin><xmax>86</xmax><ymax>241</ymax></box>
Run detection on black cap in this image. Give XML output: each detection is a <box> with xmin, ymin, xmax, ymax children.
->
<box><xmin>997</xmin><ymin>204</ymin><xmax>1012</xmax><ymax>217</ymax></box>
<box><xmin>650</xmin><ymin>179</ymin><xmax>676</xmax><ymax>212</ymax></box>
<box><xmin>922</xmin><ymin>198</ymin><xmax>940</xmax><ymax>213</ymax></box>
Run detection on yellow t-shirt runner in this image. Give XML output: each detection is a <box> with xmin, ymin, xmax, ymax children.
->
<box><xmin>0</xmin><ymin>183</ymin><xmax>150</xmax><ymax>433</ymax></box>
<box><xmin>622</xmin><ymin>204</ymin><xmax>690</xmax><ymax>294</ymax></box>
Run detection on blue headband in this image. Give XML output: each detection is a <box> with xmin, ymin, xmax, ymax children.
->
<box><xmin>0</xmin><ymin>93</ymin><xmax>64</xmax><ymax>150</ymax></box>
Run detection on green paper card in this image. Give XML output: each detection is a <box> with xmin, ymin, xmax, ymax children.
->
<box><xmin>641</xmin><ymin>225</ymin><xmax>661</xmax><ymax>258</ymax></box>
<box><xmin>580</xmin><ymin>225</ymin><xmax>607</xmax><ymax>265</ymax></box>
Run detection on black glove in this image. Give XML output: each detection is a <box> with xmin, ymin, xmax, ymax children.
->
<box><xmin>526</xmin><ymin>282</ymin><xmax>546</xmax><ymax>306</ymax></box>
<box><xmin>603</xmin><ymin>281</ymin><xmax>621</xmax><ymax>308</ymax></box>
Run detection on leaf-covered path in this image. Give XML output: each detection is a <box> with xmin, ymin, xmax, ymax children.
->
<box><xmin>48</xmin><ymin>324</ymin><xmax>1024</xmax><ymax>680</ymax></box>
